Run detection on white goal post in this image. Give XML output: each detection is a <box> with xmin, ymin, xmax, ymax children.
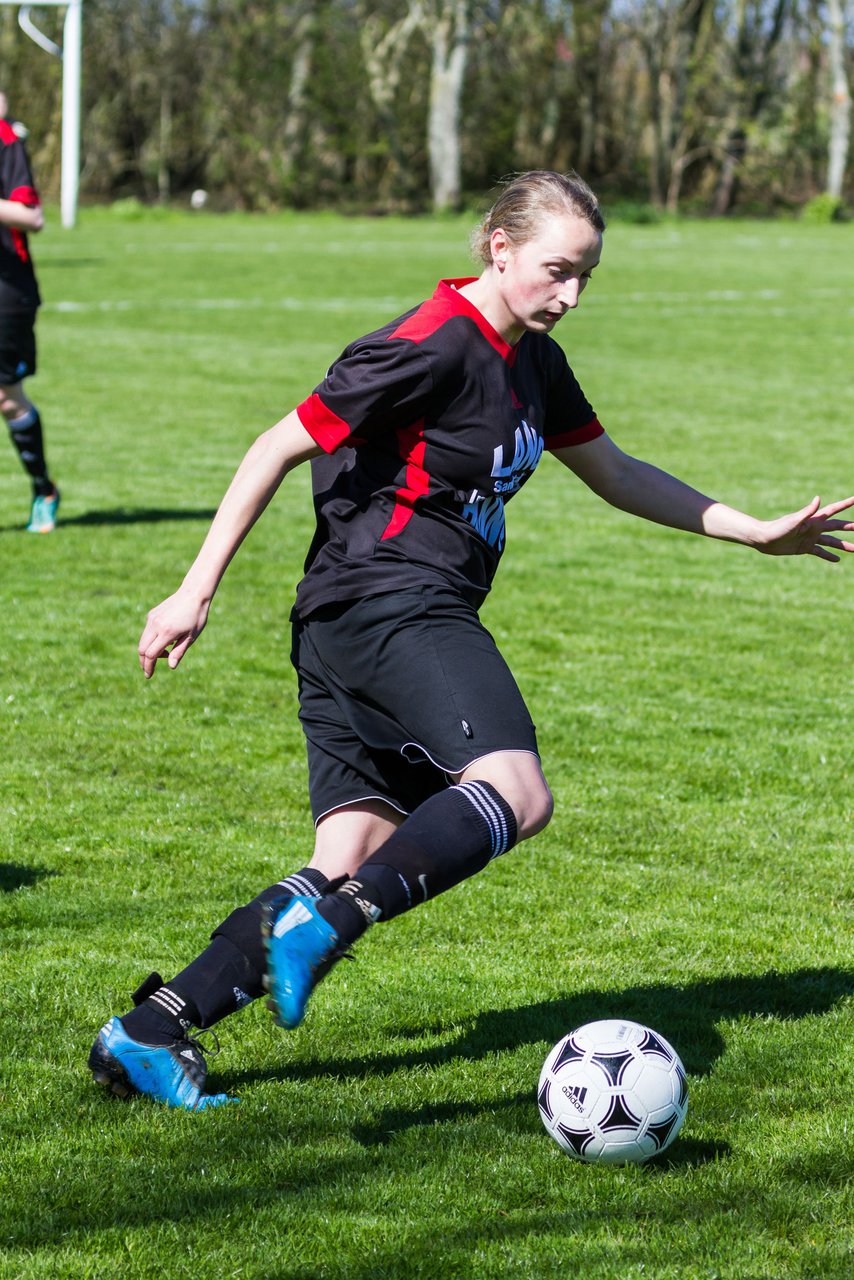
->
<box><xmin>0</xmin><ymin>0</ymin><xmax>82</xmax><ymax>228</ymax></box>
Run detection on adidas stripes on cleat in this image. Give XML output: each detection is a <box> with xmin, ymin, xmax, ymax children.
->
<box><xmin>88</xmin><ymin>1016</ymin><xmax>236</xmax><ymax>1111</ymax></box>
<box><xmin>262</xmin><ymin>894</ymin><xmax>340</xmax><ymax>1030</ymax></box>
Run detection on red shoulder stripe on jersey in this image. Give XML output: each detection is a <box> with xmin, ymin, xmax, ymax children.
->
<box><xmin>296</xmin><ymin>392</ymin><xmax>352</xmax><ymax>452</ymax></box>
<box><xmin>10</xmin><ymin>184</ymin><xmax>39</xmax><ymax>207</ymax></box>
<box><xmin>0</xmin><ymin>119</ymin><xmax>18</xmax><ymax>145</ymax></box>
<box><xmin>546</xmin><ymin>417</ymin><xmax>604</xmax><ymax>450</ymax></box>
<box><xmin>390</xmin><ymin>279</ymin><xmax>517</xmax><ymax>365</ymax></box>
<box><xmin>380</xmin><ymin>418</ymin><xmax>429</xmax><ymax>541</ymax></box>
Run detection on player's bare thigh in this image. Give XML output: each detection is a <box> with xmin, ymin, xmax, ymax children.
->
<box><xmin>310</xmin><ymin>798</ymin><xmax>404</xmax><ymax>880</ymax></box>
<box><xmin>310</xmin><ymin>750</ymin><xmax>553</xmax><ymax>884</ymax></box>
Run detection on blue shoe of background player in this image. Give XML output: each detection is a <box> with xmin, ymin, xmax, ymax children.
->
<box><xmin>26</xmin><ymin>488</ymin><xmax>60</xmax><ymax>533</ymax></box>
<box><xmin>88</xmin><ymin>1016</ymin><xmax>236</xmax><ymax>1111</ymax></box>
<box><xmin>262</xmin><ymin>894</ymin><xmax>339</xmax><ymax>1030</ymax></box>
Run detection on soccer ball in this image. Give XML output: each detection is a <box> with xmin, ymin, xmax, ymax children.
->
<box><xmin>537</xmin><ymin>1019</ymin><xmax>688</xmax><ymax>1165</ymax></box>
<box><xmin>190</xmin><ymin>188</ymin><xmax>208</xmax><ymax>210</ymax></box>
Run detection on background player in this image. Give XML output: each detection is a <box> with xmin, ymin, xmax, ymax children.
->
<box><xmin>88</xmin><ymin>170</ymin><xmax>854</xmax><ymax>1110</ymax></box>
<box><xmin>0</xmin><ymin>90</ymin><xmax>58</xmax><ymax>533</ymax></box>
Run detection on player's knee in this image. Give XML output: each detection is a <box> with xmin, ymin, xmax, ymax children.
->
<box><xmin>517</xmin><ymin>776</ymin><xmax>554</xmax><ymax>840</ymax></box>
<box><xmin>0</xmin><ymin>386</ymin><xmax>28</xmax><ymax>420</ymax></box>
<box><xmin>459</xmin><ymin>753</ymin><xmax>553</xmax><ymax>842</ymax></box>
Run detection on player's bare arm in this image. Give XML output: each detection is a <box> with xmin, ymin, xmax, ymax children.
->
<box><xmin>138</xmin><ymin>410</ymin><xmax>321</xmax><ymax>678</ymax></box>
<box><xmin>0</xmin><ymin>196</ymin><xmax>43</xmax><ymax>231</ymax></box>
<box><xmin>556</xmin><ymin>433</ymin><xmax>854</xmax><ymax>562</ymax></box>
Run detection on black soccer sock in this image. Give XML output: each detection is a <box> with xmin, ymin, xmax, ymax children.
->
<box><xmin>316</xmin><ymin>781</ymin><xmax>518</xmax><ymax>949</ymax></box>
<box><xmin>120</xmin><ymin>866</ymin><xmax>330</xmax><ymax>1043</ymax></box>
<box><xmin>7</xmin><ymin>405</ymin><xmax>52</xmax><ymax>495</ymax></box>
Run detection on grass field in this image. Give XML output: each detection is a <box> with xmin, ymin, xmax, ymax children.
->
<box><xmin>1</xmin><ymin>205</ymin><xmax>852</xmax><ymax>1280</ymax></box>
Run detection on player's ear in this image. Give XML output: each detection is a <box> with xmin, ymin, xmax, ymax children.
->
<box><xmin>490</xmin><ymin>227</ymin><xmax>511</xmax><ymax>270</ymax></box>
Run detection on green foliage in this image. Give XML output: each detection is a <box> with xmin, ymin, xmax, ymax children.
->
<box><xmin>1</xmin><ymin>0</ymin><xmax>851</xmax><ymax>214</ymax></box>
<box><xmin>800</xmin><ymin>193</ymin><xmax>846</xmax><ymax>224</ymax></box>
<box><xmin>107</xmin><ymin>196</ymin><xmax>153</xmax><ymax>220</ymax></box>
<box><xmin>1</xmin><ymin>210</ymin><xmax>853</xmax><ymax>1279</ymax></box>
<box><xmin>601</xmin><ymin>199</ymin><xmax>663</xmax><ymax>225</ymax></box>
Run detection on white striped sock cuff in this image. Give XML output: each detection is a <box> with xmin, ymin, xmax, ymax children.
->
<box><xmin>455</xmin><ymin>780</ymin><xmax>517</xmax><ymax>859</ymax></box>
<box><xmin>149</xmin><ymin>986</ymin><xmax>186</xmax><ymax>1017</ymax></box>
<box><xmin>277</xmin><ymin>872</ymin><xmax>323</xmax><ymax>898</ymax></box>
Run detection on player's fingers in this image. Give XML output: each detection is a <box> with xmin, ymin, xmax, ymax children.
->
<box><xmin>818</xmin><ymin>518</ymin><xmax>854</xmax><ymax>532</ymax></box>
<box><xmin>166</xmin><ymin>636</ymin><xmax>194</xmax><ymax>668</ymax></box>
<box><xmin>138</xmin><ymin>615</ymin><xmax>166</xmax><ymax>654</ymax></box>
<box><xmin>777</xmin><ymin>496</ymin><xmax>821</xmax><ymax>537</ymax></box>
<box><xmin>816</xmin><ymin>495</ymin><xmax>854</xmax><ymax>519</ymax></box>
<box><xmin>138</xmin><ymin>626</ymin><xmax>173</xmax><ymax>676</ymax></box>
<box><xmin>817</xmin><ymin>535</ymin><xmax>854</xmax><ymax>553</ymax></box>
<box><xmin>139</xmin><ymin>644</ymin><xmax>168</xmax><ymax>678</ymax></box>
<box><xmin>810</xmin><ymin>544</ymin><xmax>840</xmax><ymax>562</ymax></box>
<box><xmin>797</xmin><ymin>494</ymin><xmax>822</xmax><ymax>519</ymax></box>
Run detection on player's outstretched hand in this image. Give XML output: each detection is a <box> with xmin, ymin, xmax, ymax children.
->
<box><xmin>756</xmin><ymin>495</ymin><xmax>854</xmax><ymax>562</ymax></box>
<box><xmin>138</xmin><ymin>590</ymin><xmax>210</xmax><ymax>678</ymax></box>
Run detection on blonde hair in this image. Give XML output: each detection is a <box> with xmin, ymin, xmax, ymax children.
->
<box><xmin>471</xmin><ymin>170</ymin><xmax>605</xmax><ymax>267</ymax></box>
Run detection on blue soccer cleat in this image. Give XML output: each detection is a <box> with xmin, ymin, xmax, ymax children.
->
<box><xmin>262</xmin><ymin>894</ymin><xmax>340</xmax><ymax>1030</ymax></box>
<box><xmin>88</xmin><ymin>1016</ymin><xmax>236</xmax><ymax>1111</ymax></box>
<box><xmin>26</xmin><ymin>488</ymin><xmax>60</xmax><ymax>533</ymax></box>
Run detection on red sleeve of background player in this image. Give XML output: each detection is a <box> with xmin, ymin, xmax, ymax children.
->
<box><xmin>0</xmin><ymin>121</ymin><xmax>40</xmax><ymax>206</ymax></box>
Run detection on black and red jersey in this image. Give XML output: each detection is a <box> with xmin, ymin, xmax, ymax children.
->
<box><xmin>0</xmin><ymin>118</ymin><xmax>41</xmax><ymax>309</ymax></box>
<box><xmin>293</xmin><ymin>277</ymin><xmax>602</xmax><ymax>617</ymax></box>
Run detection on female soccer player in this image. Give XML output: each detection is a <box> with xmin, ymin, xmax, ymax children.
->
<box><xmin>0</xmin><ymin>92</ymin><xmax>59</xmax><ymax>532</ymax></box>
<box><xmin>88</xmin><ymin>170</ymin><xmax>854</xmax><ymax>1110</ymax></box>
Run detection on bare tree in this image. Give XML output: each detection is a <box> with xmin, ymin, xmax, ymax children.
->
<box><xmin>359</xmin><ymin>0</ymin><xmax>424</xmax><ymax>202</ymax></box>
<box><xmin>826</xmin><ymin>0</ymin><xmax>851</xmax><ymax>199</ymax></box>
<box><xmin>635</xmin><ymin>0</ymin><xmax>716</xmax><ymax>209</ymax></box>
<box><xmin>283</xmin><ymin>5</ymin><xmax>319</xmax><ymax>176</ymax></box>
<box><xmin>711</xmin><ymin>0</ymin><xmax>791</xmax><ymax>215</ymax></box>
<box><xmin>423</xmin><ymin>0</ymin><xmax>471</xmax><ymax>211</ymax></box>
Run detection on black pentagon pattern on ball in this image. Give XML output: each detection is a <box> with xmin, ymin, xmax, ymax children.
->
<box><xmin>598</xmin><ymin>1091</ymin><xmax>643</xmax><ymax>1133</ymax></box>
<box><xmin>645</xmin><ymin>1108</ymin><xmax>681</xmax><ymax>1151</ymax></box>
<box><xmin>555</xmin><ymin>1121</ymin><xmax>593</xmax><ymax>1157</ymax></box>
<box><xmin>676</xmin><ymin>1063</ymin><xmax>688</xmax><ymax>1108</ymax></box>
<box><xmin>552</xmin><ymin>1035</ymin><xmax>585</xmax><ymax>1072</ymax></box>
<box><xmin>590</xmin><ymin>1048</ymin><xmax>635</xmax><ymax>1086</ymax></box>
<box><xmin>638</xmin><ymin>1028</ymin><xmax>674</xmax><ymax>1062</ymax></box>
<box><xmin>537</xmin><ymin>1077</ymin><xmax>554</xmax><ymax>1122</ymax></box>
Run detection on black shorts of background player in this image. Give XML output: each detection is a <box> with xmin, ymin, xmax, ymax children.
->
<box><xmin>0</xmin><ymin>92</ymin><xmax>58</xmax><ymax>533</ymax></box>
<box><xmin>88</xmin><ymin>169</ymin><xmax>854</xmax><ymax>1111</ymax></box>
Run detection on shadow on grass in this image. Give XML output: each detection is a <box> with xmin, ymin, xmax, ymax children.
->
<box><xmin>0</xmin><ymin>506</ymin><xmax>217</xmax><ymax>533</ymax></box>
<box><xmin>10</xmin><ymin>969</ymin><xmax>847</xmax><ymax>1255</ymax></box>
<box><xmin>59</xmin><ymin>506</ymin><xmax>218</xmax><ymax>528</ymax></box>
<box><xmin>350</xmin><ymin>1091</ymin><xmax>727</xmax><ymax>1165</ymax></box>
<box><xmin>241</xmin><ymin>965</ymin><xmax>848</xmax><ymax>1163</ymax></box>
<box><xmin>229</xmin><ymin>965</ymin><xmax>854</xmax><ymax>1091</ymax></box>
<box><xmin>0</xmin><ymin>862</ymin><xmax>56</xmax><ymax>892</ymax></box>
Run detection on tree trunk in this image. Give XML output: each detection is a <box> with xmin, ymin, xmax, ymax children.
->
<box><xmin>360</xmin><ymin>2</ymin><xmax>423</xmax><ymax>202</ymax></box>
<box><xmin>426</xmin><ymin>0</ymin><xmax>470</xmax><ymax>212</ymax></box>
<box><xmin>826</xmin><ymin>0</ymin><xmax>851</xmax><ymax>199</ymax></box>
<box><xmin>283</xmin><ymin>9</ymin><xmax>317</xmax><ymax>174</ymax></box>
<box><xmin>158</xmin><ymin>89</ymin><xmax>171</xmax><ymax>202</ymax></box>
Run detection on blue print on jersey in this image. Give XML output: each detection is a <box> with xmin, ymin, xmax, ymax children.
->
<box><xmin>462</xmin><ymin>420</ymin><xmax>544</xmax><ymax>549</ymax></box>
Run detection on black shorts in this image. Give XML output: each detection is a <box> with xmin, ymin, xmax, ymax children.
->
<box><xmin>291</xmin><ymin>585</ymin><xmax>539</xmax><ymax>822</ymax></box>
<box><xmin>0</xmin><ymin>307</ymin><xmax>36</xmax><ymax>384</ymax></box>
